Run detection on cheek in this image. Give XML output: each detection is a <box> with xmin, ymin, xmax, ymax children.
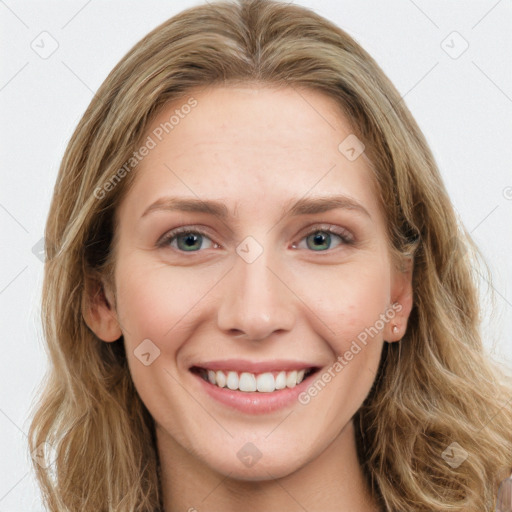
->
<box><xmin>291</xmin><ymin>263</ymin><xmax>390</xmax><ymax>427</ymax></box>
<box><xmin>112</xmin><ymin>255</ymin><xmax>225</xmax><ymax>428</ymax></box>
<box><xmin>291</xmin><ymin>258</ymin><xmax>391</xmax><ymax>351</ymax></box>
<box><xmin>114</xmin><ymin>254</ymin><xmax>223</xmax><ymax>343</ymax></box>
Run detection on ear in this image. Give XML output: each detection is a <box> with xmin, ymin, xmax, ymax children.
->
<box><xmin>82</xmin><ymin>274</ymin><xmax>122</xmax><ymax>342</ymax></box>
<box><xmin>384</xmin><ymin>255</ymin><xmax>414</xmax><ymax>343</ymax></box>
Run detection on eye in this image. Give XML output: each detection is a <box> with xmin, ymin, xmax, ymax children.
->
<box><xmin>157</xmin><ymin>225</ymin><xmax>354</xmax><ymax>253</ymax></box>
<box><xmin>292</xmin><ymin>226</ymin><xmax>354</xmax><ymax>252</ymax></box>
<box><xmin>158</xmin><ymin>227</ymin><xmax>218</xmax><ymax>252</ymax></box>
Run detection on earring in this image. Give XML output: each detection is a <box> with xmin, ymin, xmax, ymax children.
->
<box><xmin>392</xmin><ymin>324</ymin><xmax>399</xmax><ymax>335</ymax></box>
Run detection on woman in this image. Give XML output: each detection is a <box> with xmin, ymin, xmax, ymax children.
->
<box><xmin>28</xmin><ymin>0</ymin><xmax>512</xmax><ymax>510</ymax></box>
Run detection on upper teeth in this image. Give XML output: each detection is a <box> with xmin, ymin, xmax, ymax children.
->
<box><xmin>203</xmin><ymin>369</ymin><xmax>307</xmax><ymax>392</ymax></box>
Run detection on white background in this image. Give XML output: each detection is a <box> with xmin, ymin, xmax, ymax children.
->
<box><xmin>1</xmin><ymin>0</ymin><xmax>511</xmax><ymax>509</ymax></box>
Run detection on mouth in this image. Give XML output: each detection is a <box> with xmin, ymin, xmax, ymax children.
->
<box><xmin>190</xmin><ymin>366</ymin><xmax>320</xmax><ymax>393</ymax></box>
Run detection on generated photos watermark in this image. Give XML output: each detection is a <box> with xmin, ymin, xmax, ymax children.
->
<box><xmin>298</xmin><ymin>302</ymin><xmax>402</xmax><ymax>405</ymax></box>
<box><xmin>93</xmin><ymin>97</ymin><xmax>198</xmax><ymax>200</ymax></box>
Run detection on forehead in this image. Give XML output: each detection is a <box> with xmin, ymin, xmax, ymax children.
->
<box><xmin>146</xmin><ymin>84</ymin><xmax>355</xmax><ymax>163</ymax></box>
<box><xmin>118</xmin><ymin>85</ymin><xmax>384</xmax><ymax>227</ymax></box>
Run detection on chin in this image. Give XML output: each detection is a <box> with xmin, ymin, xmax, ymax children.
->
<box><xmin>199</xmin><ymin>442</ymin><xmax>311</xmax><ymax>482</ymax></box>
<box><xmin>211</xmin><ymin>457</ymin><xmax>305</xmax><ymax>482</ymax></box>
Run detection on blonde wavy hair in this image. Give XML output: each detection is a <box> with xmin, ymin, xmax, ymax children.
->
<box><xmin>28</xmin><ymin>0</ymin><xmax>512</xmax><ymax>510</ymax></box>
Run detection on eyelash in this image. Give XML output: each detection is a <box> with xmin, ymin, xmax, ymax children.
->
<box><xmin>157</xmin><ymin>224</ymin><xmax>355</xmax><ymax>252</ymax></box>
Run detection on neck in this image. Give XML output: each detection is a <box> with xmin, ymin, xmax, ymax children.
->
<box><xmin>157</xmin><ymin>419</ymin><xmax>381</xmax><ymax>512</ymax></box>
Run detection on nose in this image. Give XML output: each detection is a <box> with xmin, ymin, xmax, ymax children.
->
<box><xmin>216</xmin><ymin>248</ymin><xmax>295</xmax><ymax>341</ymax></box>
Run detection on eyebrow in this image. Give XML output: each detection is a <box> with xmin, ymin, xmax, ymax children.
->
<box><xmin>283</xmin><ymin>195</ymin><xmax>371</xmax><ymax>220</ymax></box>
<box><xmin>141</xmin><ymin>194</ymin><xmax>371</xmax><ymax>220</ymax></box>
<box><xmin>141</xmin><ymin>197</ymin><xmax>229</xmax><ymax>219</ymax></box>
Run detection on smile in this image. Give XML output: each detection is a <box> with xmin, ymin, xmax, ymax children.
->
<box><xmin>192</xmin><ymin>367</ymin><xmax>316</xmax><ymax>392</ymax></box>
<box><xmin>189</xmin><ymin>359</ymin><xmax>322</xmax><ymax>414</ymax></box>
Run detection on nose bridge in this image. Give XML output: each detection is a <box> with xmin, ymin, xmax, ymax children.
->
<box><xmin>216</xmin><ymin>244</ymin><xmax>295</xmax><ymax>340</ymax></box>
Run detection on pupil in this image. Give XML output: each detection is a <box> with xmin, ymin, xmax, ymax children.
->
<box><xmin>308</xmin><ymin>231</ymin><xmax>330</xmax><ymax>250</ymax></box>
<box><xmin>178</xmin><ymin>233</ymin><xmax>201</xmax><ymax>251</ymax></box>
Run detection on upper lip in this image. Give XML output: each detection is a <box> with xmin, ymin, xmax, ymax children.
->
<box><xmin>190</xmin><ymin>359</ymin><xmax>320</xmax><ymax>374</ymax></box>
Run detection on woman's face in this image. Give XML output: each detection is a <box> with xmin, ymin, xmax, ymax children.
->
<box><xmin>103</xmin><ymin>85</ymin><xmax>412</xmax><ymax>479</ymax></box>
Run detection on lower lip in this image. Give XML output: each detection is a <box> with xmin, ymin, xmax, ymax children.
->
<box><xmin>190</xmin><ymin>370</ymin><xmax>317</xmax><ymax>415</ymax></box>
